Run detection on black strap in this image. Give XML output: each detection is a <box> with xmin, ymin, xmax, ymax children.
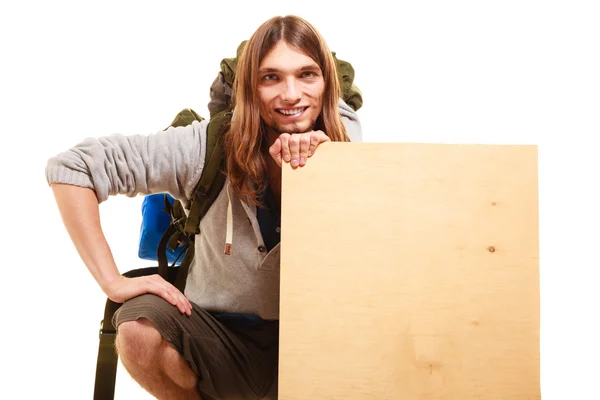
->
<box><xmin>94</xmin><ymin>298</ymin><xmax>120</xmax><ymax>400</ymax></box>
<box><xmin>174</xmin><ymin>244</ymin><xmax>195</xmax><ymax>292</ymax></box>
<box><xmin>156</xmin><ymin>222</ymin><xmax>196</xmax><ymax>293</ymax></box>
<box><xmin>183</xmin><ymin>112</ymin><xmax>230</xmax><ymax>235</ymax></box>
<box><xmin>157</xmin><ymin>223</ymin><xmax>181</xmax><ymax>281</ymax></box>
<box><xmin>93</xmin><ymin>267</ymin><xmax>172</xmax><ymax>400</ymax></box>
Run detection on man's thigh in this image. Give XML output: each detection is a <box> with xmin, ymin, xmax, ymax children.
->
<box><xmin>113</xmin><ymin>293</ymin><xmax>279</xmax><ymax>399</ymax></box>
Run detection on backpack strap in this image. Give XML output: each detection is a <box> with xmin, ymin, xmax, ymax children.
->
<box><xmin>155</xmin><ymin>110</ymin><xmax>231</xmax><ymax>291</ymax></box>
<box><xmin>94</xmin><ymin>299</ymin><xmax>120</xmax><ymax>400</ymax></box>
<box><xmin>183</xmin><ymin>110</ymin><xmax>231</xmax><ymax>235</ymax></box>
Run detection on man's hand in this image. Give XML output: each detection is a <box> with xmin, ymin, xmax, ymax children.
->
<box><xmin>268</xmin><ymin>130</ymin><xmax>330</xmax><ymax>168</ymax></box>
<box><xmin>105</xmin><ymin>275</ymin><xmax>192</xmax><ymax>316</ymax></box>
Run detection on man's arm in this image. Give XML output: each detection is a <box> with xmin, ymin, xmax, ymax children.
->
<box><xmin>46</xmin><ymin>119</ymin><xmax>209</xmax><ymax>203</ymax></box>
<box><xmin>46</xmin><ymin>120</ymin><xmax>209</xmax><ymax>314</ymax></box>
<box><xmin>51</xmin><ymin>184</ymin><xmax>121</xmax><ymax>291</ymax></box>
<box><xmin>51</xmin><ymin>183</ymin><xmax>192</xmax><ymax>315</ymax></box>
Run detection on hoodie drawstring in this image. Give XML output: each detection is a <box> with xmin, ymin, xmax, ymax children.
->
<box><xmin>225</xmin><ymin>181</ymin><xmax>233</xmax><ymax>255</ymax></box>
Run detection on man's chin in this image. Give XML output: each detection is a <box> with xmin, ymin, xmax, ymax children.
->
<box><xmin>273</xmin><ymin>121</ymin><xmax>313</xmax><ymax>135</ymax></box>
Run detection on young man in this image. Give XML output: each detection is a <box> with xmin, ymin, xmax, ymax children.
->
<box><xmin>46</xmin><ymin>15</ymin><xmax>361</xmax><ymax>399</ymax></box>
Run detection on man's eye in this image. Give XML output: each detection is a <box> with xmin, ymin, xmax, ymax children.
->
<box><xmin>263</xmin><ymin>74</ymin><xmax>278</xmax><ymax>81</ymax></box>
<box><xmin>301</xmin><ymin>71</ymin><xmax>315</xmax><ymax>78</ymax></box>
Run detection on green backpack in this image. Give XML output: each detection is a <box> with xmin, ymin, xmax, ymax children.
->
<box><xmin>93</xmin><ymin>41</ymin><xmax>363</xmax><ymax>400</ymax></box>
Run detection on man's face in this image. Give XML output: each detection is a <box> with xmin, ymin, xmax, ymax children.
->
<box><xmin>257</xmin><ymin>40</ymin><xmax>325</xmax><ymax>136</ymax></box>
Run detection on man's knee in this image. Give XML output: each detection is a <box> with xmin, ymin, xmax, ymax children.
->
<box><xmin>115</xmin><ymin>318</ymin><xmax>162</xmax><ymax>367</ymax></box>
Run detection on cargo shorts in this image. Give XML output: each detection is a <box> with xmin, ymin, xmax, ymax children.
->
<box><xmin>113</xmin><ymin>293</ymin><xmax>279</xmax><ymax>399</ymax></box>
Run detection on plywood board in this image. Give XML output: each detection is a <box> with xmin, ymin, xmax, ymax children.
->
<box><xmin>279</xmin><ymin>142</ymin><xmax>539</xmax><ymax>399</ymax></box>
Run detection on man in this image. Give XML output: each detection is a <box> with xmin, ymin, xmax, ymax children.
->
<box><xmin>46</xmin><ymin>15</ymin><xmax>361</xmax><ymax>399</ymax></box>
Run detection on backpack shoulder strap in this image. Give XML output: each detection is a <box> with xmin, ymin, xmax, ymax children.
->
<box><xmin>156</xmin><ymin>109</ymin><xmax>231</xmax><ymax>289</ymax></box>
<box><xmin>183</xmin><ymin>110</ymin><xmax>232</xmax><ymax>235</ymax></box>
<box><xmin>155</xmin><ymin>108</ymin><xmax>207</xmax><ymax>283</ymax></box>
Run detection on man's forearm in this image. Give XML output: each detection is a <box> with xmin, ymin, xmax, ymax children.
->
<box><xmin>51</xmin><ymin>183</ymin><xmax>122</xmax><ymax>294</ymax></box>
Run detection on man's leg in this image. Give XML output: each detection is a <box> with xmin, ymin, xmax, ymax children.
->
<box><xmin>113</xmin><ymin>293</ymin><xmax>279</xmax><ymax>399</ymax></box>
<box><xmin>115</xmin><ymin>318</ymin><xmax>201</xmax><ymax>400</ymax></box>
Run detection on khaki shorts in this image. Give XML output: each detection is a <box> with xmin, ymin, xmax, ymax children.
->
<box><xmin>113</xmin><ymin>294</ymin><xmax>279</xmax><ymax>399</ymax></box>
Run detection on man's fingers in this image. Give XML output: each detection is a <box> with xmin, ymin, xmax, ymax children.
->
<box><xmin>316</xmin><ymin>130</ymin><xmax>330</xmax><ymax>144</ymax></box>
<box><xmin>165</xmin><ymin>286</ymin><xmax>191</xmax><ymax>316</ymax></box>
<box><xmin>167</xmin><ymin>284</ymin><xmax>192</xmax><ymax>316</ymax></box>
<box><xmin>288</xmin><ymin>135</ymin><xmax>300</xmax><ymax>168</ymax></box>
<box><xmin>146</xmin><ymin>275</ymin><xmax>192</xmax><ymax>316</ymax></box>
<box><xmin>272</xmin><ymin>132</ymin><xmax>327</xmax><ymax>168</ymax></box>
<box><xmin>269</xmin><ymin>138</ymin><xmax>283</xmax><ymax>167</ymax></box>
<box><xmin>280</xmin><ymin>134</ymin><xmax>291</xmax><ymax>163</ymax></box>
<box><xmin>167</xmin><ymin>285</ymin><xmax>189</xmax><ymax>315</ymax></box>
<box><xmin>308</xmin><ymin>134</ymin><xmax>321</xmax><ymax>157</ymax></box>
<box><xmin>299</xmin><ymin>134</ymin><xmax>311</xmax><ymax>166</ymax></box>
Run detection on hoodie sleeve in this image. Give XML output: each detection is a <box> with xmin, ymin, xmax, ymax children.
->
<box><xmin>45</xmin><ymin>119</ymin><xmax>208</xmax><ymax>204</ymax></box>
<box><xmin>338</xmin><ymin>98</ymin><xmax>363</xmax><ymax>142</ymax></box>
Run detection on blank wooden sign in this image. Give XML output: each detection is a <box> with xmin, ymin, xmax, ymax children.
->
<box><xmin>279</xmin><ymin>142</ymin><xmax>539</xmax><ymax>399</ymax></box>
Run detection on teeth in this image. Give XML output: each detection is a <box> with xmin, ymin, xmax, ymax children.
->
<box><xmin>278</xmin><ymin>108</ymin><xmax>305</xmax><ymax>115</ymax></box>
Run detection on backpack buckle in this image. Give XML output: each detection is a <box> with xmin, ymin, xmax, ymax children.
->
<box><xmin>99</xmin><ymin>319</ymin><xmax>116</xmax><ymax>340</ymax></box>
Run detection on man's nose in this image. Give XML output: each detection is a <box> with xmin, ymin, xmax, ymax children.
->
<box><xmin>282</xmin><ymin>78</ymin><xmax>301</xmax><ymax>103</ymax></box>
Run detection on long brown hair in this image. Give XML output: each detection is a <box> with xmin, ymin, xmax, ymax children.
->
<box><xmin>224</xmin><ymin>15</ymin><xmax>349</xmax><ymax>205</ymax></box>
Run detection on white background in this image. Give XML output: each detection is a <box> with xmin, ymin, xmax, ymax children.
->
<box><xmin>1</xmin><ymin>0</ymin><xmax>599</xmax><ymax>398</ymax></box>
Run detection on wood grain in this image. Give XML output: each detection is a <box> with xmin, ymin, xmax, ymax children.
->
<box><xmin>279</xmin><ymin>142</ymin><xmax>539</xmax><ymax>399</ymax></box>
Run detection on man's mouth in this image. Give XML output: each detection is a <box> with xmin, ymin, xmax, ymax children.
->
<box><xmin>276</xmin><ymin>107</ymin><xmax>307</xmax><ymax>116</ymax></box>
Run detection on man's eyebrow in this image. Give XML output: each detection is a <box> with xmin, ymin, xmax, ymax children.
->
<box><xmin>258</xmin><ymin>64</ymin><xmax>320</xmax><ymax>74</ymax></box>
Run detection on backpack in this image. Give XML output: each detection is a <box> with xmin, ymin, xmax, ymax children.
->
<box><xmin>94</xmin><ymin>41</ymin><xmax>363</xmax><ymax>400</ymax></box>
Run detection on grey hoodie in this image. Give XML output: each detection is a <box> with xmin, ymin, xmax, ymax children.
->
<box><xmin>45</xmin><ymin>100</ymin><xmax>362</xmax><ymax>320</ymax></box>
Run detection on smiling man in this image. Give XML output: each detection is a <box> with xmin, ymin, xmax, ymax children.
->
<box><xmin>46</xmin><ymin>15</ymin><xmax>361</xmax><ymax>399</ymax></box>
